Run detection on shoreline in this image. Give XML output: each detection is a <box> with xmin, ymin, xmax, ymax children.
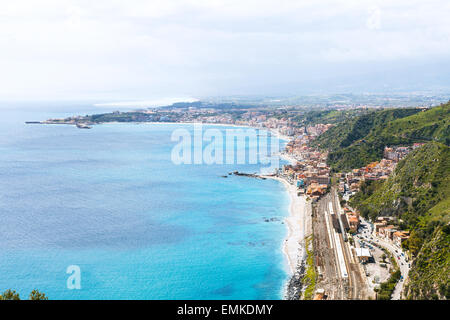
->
<box><xmin>145</xmin><ymin>121</ymin><xmax>305</xmax><ymax>299</ymax></box>
<box><xmin>262</xmin><ymin>175</ymin><xmax>308</xmax><ymax>299</ymax></box>
<box><xmin>34</xmin><ymin>119</ymin><xmax>304</xmax><ymax>299</ymax></box>
<box><xmin>267</xmin><ymin>176</ymin><xmax>306</xmax><ymax>275</ymax></box>
<box><xmin>278</xmin><ymin>152</ymin><xmax>298</xmax><ymax>166</ymax></box>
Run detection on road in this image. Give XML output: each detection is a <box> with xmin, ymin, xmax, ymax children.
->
<box><xmin>357</xmin><ymin>218</ymin><xmax>410</xmax><ymax>299</ymax></box>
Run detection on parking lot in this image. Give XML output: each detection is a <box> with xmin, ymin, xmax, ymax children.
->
<box><xmin>354</xmin><ymin>233</ymin><xmax>391</xmax><ymax>291</ymax></box>
<box><xmin>354</xmin><ymin>219</ymin><xmax>410</xmax><ymax>299</ymax></box>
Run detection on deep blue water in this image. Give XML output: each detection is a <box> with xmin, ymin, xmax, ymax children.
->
<box><xmin>0</xmin><ymin>107</ymin><xmax>289</xmax><ymax>299</ymax></box>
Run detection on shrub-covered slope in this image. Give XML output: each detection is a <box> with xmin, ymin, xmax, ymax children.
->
<box><xmin>405</xmin><ymin>226</ymin><xmax>450</xmax><ymax>299</ymax></box>
<box><xmin>311</xmin><ymin>108</ymin><xmax>422</xmax><ymax>151</ymax></box>
<box><xmin>322</xmin><ymin>103</ymin><xmax>450</xmax><ymax>171</ymax></box>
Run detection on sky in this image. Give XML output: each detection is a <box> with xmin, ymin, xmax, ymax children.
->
<box><xmin>1</xmin><ymin>0</ymin><xmax>450</xmax><ymax>103</ymax></box>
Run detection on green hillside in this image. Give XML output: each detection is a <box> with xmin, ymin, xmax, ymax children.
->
<box><xmin>383</xmin><ymin>104</ymin><xmax>450</xmax><ymax>145</ymax></box>
<box><xmin>299</xmin><ymin>108</ymin><xmax>369</xmax><ymax>126</ymax></box>
<box><xmin>322</xmin><ymin>103</ymin><xmax>450</xmax><ymax>171</ymax></box>
<box><xmin>311</xmin><ymin>108</ymin><xmax>422</xmax><ymax>151</ymax></box>
<box><xmin>350</xmin><ymin>142</ymin><xmax>450</xmax><ymax>299</ymax></box>
<box><xmin>406</xmin><ymin>225</ymin><xmax>450</xmax><ymax>299</ymax></box>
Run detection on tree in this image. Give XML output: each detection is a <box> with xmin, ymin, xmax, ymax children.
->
<box><xmin>29</xmin><ymin>289</ymin><xmax>48</xmax><ymax>300</ymax></box>
<box><xmin>406</xmin><ymin>231</ymin><xmax>423</xmax><ymax>256</ymax></box>
<box><xmin>348</xmin><ymin>237</ymin><xmax>354</xmax><ymax>245</ymax></box>
<box><xmin>0</xmin><ymin>289</ymin><xmax>20</xmax><ymax>300</ymax></box>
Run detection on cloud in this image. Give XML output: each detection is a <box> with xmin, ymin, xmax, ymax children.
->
<box><xmin>0</xmin><ymin>0</ymin><xmax>449</xmax><ymax>101</ymax></box>
<box><xmin>366</xmin><ymin>6</ymin><xmax>381</xmax><ymax>30</ymax></box>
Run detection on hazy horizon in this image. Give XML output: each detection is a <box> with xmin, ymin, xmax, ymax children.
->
<box><xmin>1</xmin><ymin>0</ymin><xmax>450</xmax><ymax>103</ymax></box>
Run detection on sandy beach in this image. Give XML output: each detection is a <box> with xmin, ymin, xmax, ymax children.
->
<box><xmin>266</xmin><ymin>128</ymin><xmax>292</xmax><ymax>142</ymax></box>
<box><xmin>263</xmin><ymin>176</ymin><xmax>307</xmax><ymax>276</ymax></box>
<box><xmin>278</xmin><ymin>152</ymin><xmax>298</xmax><ymax>166</ymax></box>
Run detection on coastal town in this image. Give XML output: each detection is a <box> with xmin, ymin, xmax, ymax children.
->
<box><xmin>163</xmin><ymin>105</ymin><xmax>418</xmax><ymax>300</ymax></box>
<box><xmin>31</xmin><ymin>103</ymin><xmax>442</xmax><ymax>300</ymax></box>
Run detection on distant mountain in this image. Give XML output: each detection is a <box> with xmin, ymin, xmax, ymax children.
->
<box><xmin>350</xmin><ymin>142</ymin><xmax>449</xmax><ymax>299</ymax></box>
<box><xmin>317</xmin><ymin>103</ymin><xmax>450</xmax><ymax>171</ymax></box>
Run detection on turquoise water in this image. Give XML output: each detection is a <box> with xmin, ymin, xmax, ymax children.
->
<box><xmin>0</xmin><ymin>108</ymin><xmax>290</xmax><ymax>299</ymax></box>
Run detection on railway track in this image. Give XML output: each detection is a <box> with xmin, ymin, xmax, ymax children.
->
<box><xmin>330</xmin><ymin>188</ymin><xmax>366</xmax><ymax>300</ymax></box>
<box><xmin>313</xmin><ymin>194</ymin><xmax>344</xmax><ymax>299</ymax></box>
<box><xmin>313</xmin><ymin>189</ymin><xmax>369</xmax><ymax>300</ymax></box>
